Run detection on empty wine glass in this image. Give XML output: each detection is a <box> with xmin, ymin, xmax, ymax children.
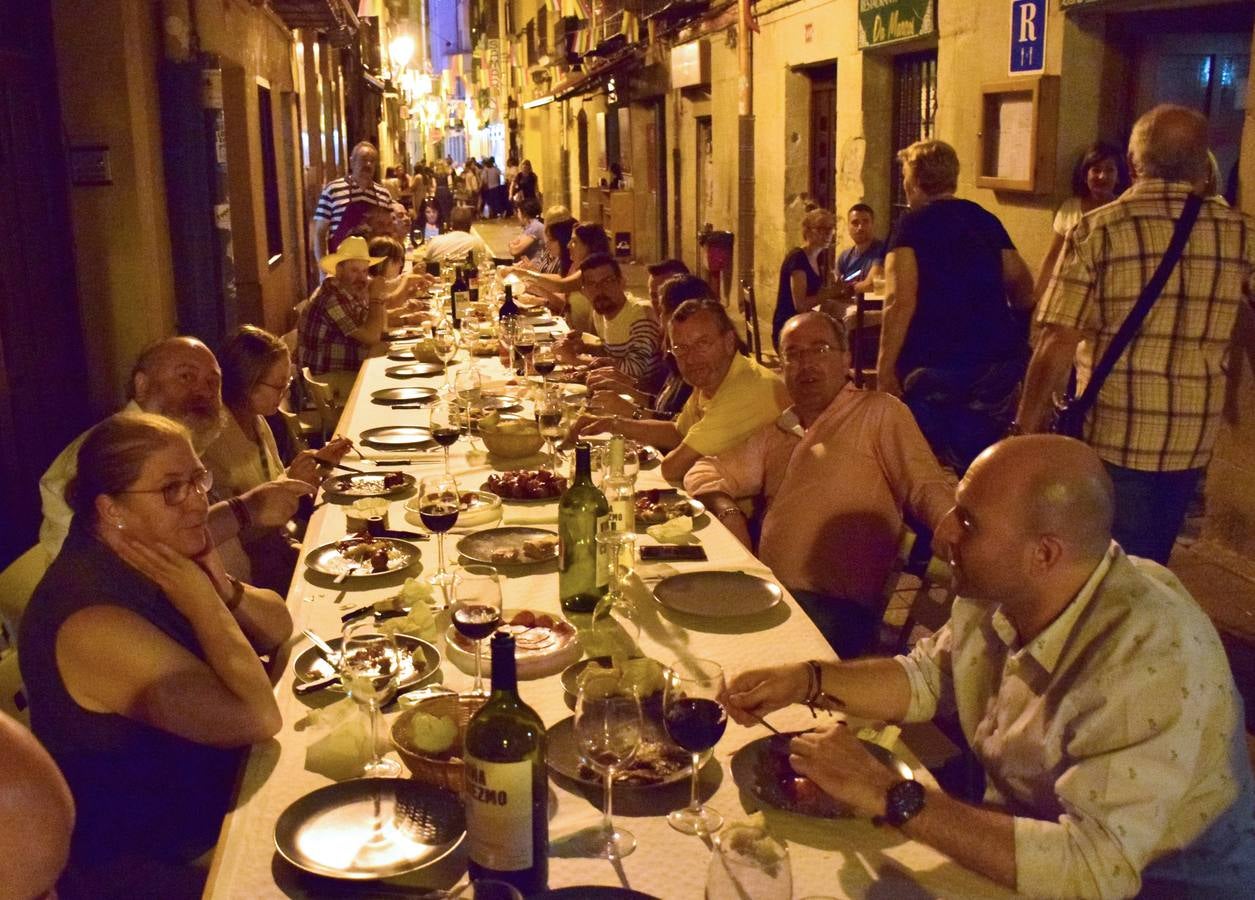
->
<box><xmin>535</xmin><ymin>385</ymin><xmax>565</xmax><ymax>472</ymax></box>
<box><xmin>574</xmin><ymin>668</ymin><xmax>643</xmax><ymax>858</ymax></box>
<box><xmin>418</xmin><ymin>473</ymin><xmax>461</xmax><ymax>599</ymax></box>
<box><xmin>339</xmin><ymin>621</ymin><xmax>402</xmax><ymax>778</ymax></box>
<box><xmin>706</xmin><ymin>823</ymin><xmax>792</xmax><ymax>900</ymax></box>
<box><xmin>498</xmin><ymin>317</ymin><xmax>518</xmax><ymax>369</ymax></box>
<box><xmin>663</xmin><ymin>658</ymin><xmax>727</xmax><ymax>835</ymax></box>
<box><xmin>429</xmin><ymin>398</ymin><xmax>460</xmax><ymax>471</ymax></box>
<box><xmin>432</xmin><ymin>319</ymin><xmax>459</xmax><ymax>388</ymax></box>
<box><xmin>455</xmin><ymin>366</ymin><xmax>485</xmax><ymax>451</ymax></box>
<box><xmin>595</xmin><ymin>530</ymin><xmax>636</xmax><ymax>614</ymax></box>
<box><xmin>451</xmin><ymin>565</ymin><xmax>502</xmax><ymax>696</ymax></box>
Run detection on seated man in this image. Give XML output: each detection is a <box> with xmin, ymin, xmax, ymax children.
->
<box><xmin>423</xmin><ymin>205</ymin><xmax>489</xmax><ymax>266</ymax></box>
<box><xmin>686</xmin><ymin>311</ymin><xmax>952</xmax><ymax>656</ymax></box>
<box><xmin>580</xmin><ymin>297</ymin><xmax>787</xmax><ymax>482</ymax></box>
<box><xmin>557</xmin><ymin>253</ymin><xmax>666</xmax><ymax>392</ymax></box>
<box><xmin>0</xmin><ymin>711</ymin><xmax>75</xmax><ymax>899</ymax></box>
<box><xmin>39</xmin><ymin>336</ymin><xmax>312</xmax><ymax>567</ymax></box>
<box><xmin>836</xmin><ymin>202</ymin><xmax>886</xmax><ymax>294</ymax></box>
<box><xmin>723</xmin><ymin>434</ymin><xmax>1255</xmax><ymax>897</ymax></box>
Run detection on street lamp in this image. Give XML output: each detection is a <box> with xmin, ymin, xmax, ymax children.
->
<box><xmin>389</xmin><ymin>34</ymin><xmax>415</xmax><ymax>72</ymax></box>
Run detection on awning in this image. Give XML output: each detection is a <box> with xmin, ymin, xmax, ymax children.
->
<box><xmin>551</xmin><ymin>50</ymin><xmax>640</xmax><ymax>102</ymax></box>
<box><xmin>270</xmin><ymin>0</ymin><xmax>359</xmax><ymax>32</ymax></box>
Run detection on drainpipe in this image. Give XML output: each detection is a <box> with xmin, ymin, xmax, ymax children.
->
<box><xmin>736</xmin><ymin>0</ymin><xmax>755</xmax><ymax>329</ymax></box>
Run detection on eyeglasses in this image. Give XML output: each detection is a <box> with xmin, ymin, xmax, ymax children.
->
<box><xmin>117</xmin><ymin>469</ymin><xmax>214</xmax><ymax>506</ymax></box>
<box><xmin>671</xmin><ymin>336</ymin><xmax>719</xmax><ymax>358</ymax></box>
<box><xmin>257</xmin><ymin>375</ymin><xmax>293</xmax><ymax>392</ymax></box>
<box><xmin>780</xmin><ymin>343</ymin><xmax>838</xmax><ymax>367</ymax></box>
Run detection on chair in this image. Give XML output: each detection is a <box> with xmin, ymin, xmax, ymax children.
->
<box><xmin>0</xmin><ymin>546</ymin><xmax>50</xmax><ymax>639</ymax></box>
<box><xmin>894</xmin><ymin>554</ymin><xmax>957</xmax><ymax>654</ymax></box>
<box><xmin>0</xmin><ymin>649</ymin><xmax>29</xmax><ymax>726</ymax></box>
<box><xmin>843</xmin><ymin>294</ymin><xmax>883</xmax><ymax>388</ymax></box>
<box><xmin>277</xmin><ymin>400</ymin><xmax>317</xmax><ymax>455</ymax></box>
<box><xmin>739</xmin><ymin>279</ymin><xmax>767</xmax><ymax>365</ymax></box>
<box><xmin>300</xmin><ymin>367</ymin><xmax>339</xmax><ymax>441</ymax></box>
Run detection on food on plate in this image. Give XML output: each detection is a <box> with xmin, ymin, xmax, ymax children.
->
<box><xmin>577</xmin><ymin>657</ymin><xmax>665</xmax><ymax>699</ymax></box>
<box><xmin>635</xmin><ymin>489</ymin><xmax>700</xmax><ymax>525</ymax></box>
<box><xmin>408</xmin><ymin>712</ymin><xmax>459</xmax><ymax>757</ymax></box>
<box><xmin>450</xmin><ymin>609</ymin><xmax>573</xmax><ymax>655</ymax></box>
<box><xmin>761</xmin><ymin>732</ymin><xmax>844</xmax><ymax>816</ymax></box>
<box><xmin>335</xmin><ymin>533</ymin><xmax>398</xmax><ymax>573</ymax></box>
<box><xmin>578</xmin><ymin>738</ymin><xmax>690</xmax><ymax>785</ymax></box>
<box><xmin>330</xmin><ymin>471</ymin><xmax>408</xmax><ymax>495</ymax></box>
<box><xmin>483</xmin><ymin>469</ymin><xmax>567</xmax><ymax>500</ymax></box>
<box><xmin>490</xmin><ymin>547</ymin><xmax>522</xmax><ymax>564</ymax></box>
<box><xmin>522</xmin><ymin>535</ymin><xmax>559</xmax><ymax>560</ymax></box>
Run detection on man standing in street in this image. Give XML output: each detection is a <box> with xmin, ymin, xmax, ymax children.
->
<box><xmin>1017</xmin><ymin>104</ymin><xmax>1255</xmax><ymax>563</ymax></box>
<box><xmin>724</xmin><ymin>435</ymin><xmax>1255</xmax><ymax>896</ymax></box>
<box><xmin>310</xmin><ymin>141</ymin><xmax>394</xmax><ymax>268</ymax></box>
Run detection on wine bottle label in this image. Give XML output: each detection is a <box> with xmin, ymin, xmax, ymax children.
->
<box><xmin>455</xmin><ymin>290</ymin><xmax>471</xmax><ymax>307</ymax></box>
<box><xmin>464</xmin><ymin>756</ymin><xmax>534</xmax><ymax>870</ymax></box>
<box><xmin>595</xmin><ymin>513</ymin><xmax>610</xmax><ymax>588</ymax></box>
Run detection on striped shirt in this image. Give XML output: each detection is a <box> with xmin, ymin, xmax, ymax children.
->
<box><xmin>312</xmin><ymin>176</ymin><xmax>393</xmax><ymax>233</ymax></box>
<box><xmin>1038</xmin><ymin>179</ymin><xmax>1255</xmax><ymax>471</ymax></box>
<box><xmin>592</xmin><ymin>295</ymin><xmax>664</xmax><ymax>387</ymax></box>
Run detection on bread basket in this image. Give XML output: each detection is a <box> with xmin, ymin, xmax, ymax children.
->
<box><xmin>391</xmin><ymin>693</ymin><xmax>488</xmax><ymax>792</ymax></box>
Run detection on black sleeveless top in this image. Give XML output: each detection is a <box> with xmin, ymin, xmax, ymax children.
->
<box><xmin>18</xmin><ymin>523</ymin><xmax>242</xmax><ymax>866</ymax></box>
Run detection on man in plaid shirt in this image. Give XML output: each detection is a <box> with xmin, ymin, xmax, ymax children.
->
<box><xmin>1018</xmin><ymin>105</ymin><xmax>1255</xmax><ymax>562</ymax></box>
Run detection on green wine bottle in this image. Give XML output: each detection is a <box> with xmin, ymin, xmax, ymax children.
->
<box><xmin>559</xmin><ymin>442</ymin><xmax>610</xmax><ymax>613</ymax></box>
<box><xmin>464</xmin><ymin>633</ymin><xmax>549</xmax><ymax>894</ymax></box>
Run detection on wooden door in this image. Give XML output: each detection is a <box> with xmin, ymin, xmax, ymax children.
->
<box><xmin>0</xmin><ymin>0</ymin><xmax>91</xmax><ymax>564</ymax></box>
<box><xmin>808</xmin><ymin>65</ymin><xmax>837</xmax><ymax>213</ymax></box>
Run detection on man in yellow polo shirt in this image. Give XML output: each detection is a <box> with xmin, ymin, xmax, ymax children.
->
<box><xmin>576</xmin><ymin>298</ymin><xmax>787</xmax><ymax>481</ymax></box>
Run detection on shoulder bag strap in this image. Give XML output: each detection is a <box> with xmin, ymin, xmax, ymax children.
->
<box><xmin>1067</xmin><ymin>191</ymin><xmax>1204</xmax><ymax>418</ymax></box>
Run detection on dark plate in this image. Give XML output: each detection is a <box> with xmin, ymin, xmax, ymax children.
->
<box><xmin>321</xmin><ymin>472</ymin><xmax>416</xmax><ymax>498</ymax></box>
<box><xmin>730</xmin><ymin>732</ymin><xmax>913</xmax><ymax>819</ymax></box>
<box><xmin>304</xmin><ymin>537</ymin><xmax>421</xmax><ymax>578</ymax></box>
<box><xmin>372</xmin><ymin>386</ymin><xmax>438</xmax><ymax>405</ymax></box>
<box><xmin>273</xmin><ymin>778</ymin><xmax>464</xmax><ymax>879</ymax></box>
<box><xmin>387</xmin><ymin>346</ymin><xmax>420</xmax><ymax>361</ymax></box>
<box><xmin>546</xmin><ymin>716</ymin><xmax>696</xmax><ymax>790</ymax></box>
<box><xmin>653</xmin><ymin>571</ymin><xmax>782</xmax><ymax>617</ymax></box>
<box><xmin>385</xmin><ymin>327</ymin><xmax>427</xmax><ymax>342</ymax></box>
<box><xmin>359</xmin><ymin>425</ymin><xmax>435</xmax><ymax>450</ymax></box>
<box><xmin>385</xmin><ymin>363</ymin><xmax>444</xmax><ymax>378</ymax></box>
<box><xmin>293</xmin><ymin>634</ymin><xmax>440</xmax><ymax>693</ymax></box>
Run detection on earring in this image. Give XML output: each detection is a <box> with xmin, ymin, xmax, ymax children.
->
<box><xmin>114</xmin><ymin>518</ymin><xmax>125</xmax><ymax>531</ymax></box>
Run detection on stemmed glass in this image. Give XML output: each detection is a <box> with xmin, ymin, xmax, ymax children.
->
<box><xmin>535</xmin><ymin>385</ymin><xmax>565</xmax><ymax>472</ymax></box>
<box><xmin>339</xmin><ymin>620</ymin><xmax>402</xmax><ymax>778</ymax></box>
<box><xmin>450</xmin><ymin>565</ymin><xmax>502</xmax><ymax>696</ymax></box>
<box><xmin>432</xmin><ymin>319</ymin><xmax>459</xmax><ymax>389</ymax></box>
<box><xmin>418</xmin><ymin>473</ymin><xmax>460</xmax><ymax>599</ymax></box>
<box><xmin>514</xmin><ymin>325</ymin><xmax>536</xmax><ymax>376</ymax></box>
<box><xmin>663</xmin><ymin>658</ymin><xmax>728</xmax><ymax>835</ymax></box>
<box><xmin>428</xmin><ymin>398</ymin><xmax>460</xmax><ymax>471</ymax></box>
<box><xmin>574</xmin><ymin>668</ymin><xmax>643</xmax><ymax>858</ymax></box>
<box><xmin>498</xmin><ymin>317</ymin><xmax>518</xmax><ymax>370</ymax></box>
<box><xmin>532</xmin><ymin>341</ymin><xmax>557</xmax><ymax>384</ymax></box>
<box><xmin>454</xmin><ymin>366</ymin><xmax>484</xmax><ymax>452</ymax></box>
<box><xmin>596</xmin><ymin>530</ymin><xmax>637</xmax><ymax>614</ymax></box>
<box><xmin>707</xmin><ymin>824</ymin><xmax>792</xmax><ymax>900</ymax></box>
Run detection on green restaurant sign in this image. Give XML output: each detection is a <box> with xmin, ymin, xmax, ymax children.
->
<box><xmin>858</xmin><ymin>0</ymin><xmax>936</xmax><ymax>49</ymax></box>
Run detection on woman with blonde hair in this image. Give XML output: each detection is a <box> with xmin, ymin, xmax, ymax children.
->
<box><xmin>772</xmin><ymin>208</ymin><xmax>837</xmax><ymax>347</ymax></box>
<box><xmin>20</xmin><ymin>412</ymin><xmax>291</xmax><ymax>896</ymax></box>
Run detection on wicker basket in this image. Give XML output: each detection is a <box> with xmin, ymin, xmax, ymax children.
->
<box><xmin>391</xmin><ymin>693</ymin><xmax>488</xmax><ymax>792</ymax></box>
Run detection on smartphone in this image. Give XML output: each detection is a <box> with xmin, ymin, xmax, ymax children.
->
<box><xmin>640</xmin><ymin>545</ymin><xmax>707</xmax><ymax>562</ymax></box>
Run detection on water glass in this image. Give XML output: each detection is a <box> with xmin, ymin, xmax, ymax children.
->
<box><xmin>706</xmin><ymin>824</ymin><xmax>792</xmax><ymax>900</ymax></box>
<box><xmin>574</xmin><ymin>668</ymin><xmax>643</xmax><ymax>859</ymax></box>
<box><xmin>339</xmin><ymin>621</ymin><xmax>401</xmax><ymax>778</ymax></box>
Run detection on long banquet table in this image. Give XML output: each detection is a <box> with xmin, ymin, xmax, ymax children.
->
<box><xmin>204</xmin><ymin>343</ymin><xmax>1012</xmax><ymax>898</ymax></box>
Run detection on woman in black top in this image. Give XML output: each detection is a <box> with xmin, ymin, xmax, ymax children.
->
<box><xmin>20</xmin><ymin>412</ymin><xmax>291</xmax><ymax>897</ymax></box>
<box><xmin>878</xmin><ymin>140</ymin><xmax>1035</xmax><ymax>471</ymax></box>
<box><xmin>772</xmin><ymin>208</ymin><xmax>837</xmax><ymax>347</ymax></box>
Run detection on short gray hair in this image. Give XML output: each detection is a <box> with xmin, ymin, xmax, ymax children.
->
<box><xmin>1128</xmin><ymin>105</ymin><xmax>1209</xmax><ymax>184</ymax></box>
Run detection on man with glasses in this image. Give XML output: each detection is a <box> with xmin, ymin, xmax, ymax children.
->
<box><xmin>38</xmin><ymin>336</ymin><xmax>313</xmax><ymax>565</ymax></box>
<box><xmin>685</xmin><ymin>311</ymin><xmax>953</xmax><ymax>657</ymax></box>
<box><xmin>576</xmin><ymin>297</ymin><xmax>786</xmax><ymax>482</ymax></box>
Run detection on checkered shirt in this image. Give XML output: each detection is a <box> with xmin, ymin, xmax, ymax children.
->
<box><xmin>1038</xmin><ymin>179</ymin><xmax>1255</xmax><ymax>471</ymax></box>
<box><xmin>296</xmin><ymin>279</ymin><xmax>370</xmax><ymax>374</ymax></box>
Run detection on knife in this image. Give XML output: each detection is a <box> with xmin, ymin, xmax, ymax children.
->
<box><xmin>375</xmin><ymin>460</ymin><xmax>415</xmax><ymax>466</ymax></box>
<box><xmin>302</xmin><ymin>629</ymin><xmax>341</xmax><ymax>666</ymax></box>
<box><xmin>294</xmin><ymin>673</ymin><xmax>341</xmax><ymax>695</ymax></box>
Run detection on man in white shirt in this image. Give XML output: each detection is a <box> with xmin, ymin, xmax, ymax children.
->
<box><xmin>424</xmin><ymin>206</ymin><xmax>489</xmax><ymax>266</ymax></box>
<box><xmin>723</xmin><ymin>435</ymin><xmax>1255</xmax><ymax>898</ymax></box>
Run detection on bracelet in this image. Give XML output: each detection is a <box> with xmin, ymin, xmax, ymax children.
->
<box><xmin>715</xmin><ymin>506</ymin><xmax>744</xmax><ymax>522</ymax></box>
<box><xmin>805</xmin><ymin>659</ymin><xmax>824</xmax><ymax>705</ymax></box>
<box><xmin>223</xmin><ymin>575</ymin><xmax>245</xmax><ymax>612</ymax></box>
<box><xmin>227</xmin><ymin>496</ymin><xmax>252</xmax><ymax>531</ymax></box>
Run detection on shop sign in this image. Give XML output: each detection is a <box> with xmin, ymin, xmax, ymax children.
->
<box><xmin>858</xmin><ymin>0</ymin><xmax>935</xmax><ymax>49</ymax></box>
<box><xmin>1009</xmin><ymin>0</ymin><xmax>1046</xmax><ymax>75</ymax></box>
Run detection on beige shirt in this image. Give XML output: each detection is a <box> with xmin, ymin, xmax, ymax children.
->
<box><xmin>897</xmin><ymin>545</ymin><xmax>1255</xmax><ymax>897</ymax></box>
<box><xmin>201</xmin><ymin>413</ymin><xmax>285</xmax><ymax>499</ymax></box>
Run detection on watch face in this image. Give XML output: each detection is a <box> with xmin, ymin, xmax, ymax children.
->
<box><xmin>887</xmin><ymin>779</ymin><xmax>925</xmax><ymax>825</ymax></box>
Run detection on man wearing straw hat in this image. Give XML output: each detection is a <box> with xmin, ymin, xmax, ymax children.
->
<box><xmin>296</xmin><ymin>235</ymin><xmax>388</xmax><ymax>401</ymax></box>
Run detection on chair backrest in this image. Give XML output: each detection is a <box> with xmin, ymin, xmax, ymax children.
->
<box><xmin>739</xmin><ymin>279</ymin><xmax>763</xmax><ymax>364</ymax></box>
<box><xmin>0</xmin><ymin>649</ymin><xmax>29</xmax><ymax>726</ymax></box>
<box><xmin>276</xmin><ymin>405</ymin><xmax>312</xmax><ymax>455</ymax></box>
<box><xmin>0</xmin><ymin>546</ymin><xmax>51</xmax><ymax>638</ymax></box>
<box><xmin>300</xmin><ymin>367</ymin><xmax>338</xmax><ymax>440</ymax></box>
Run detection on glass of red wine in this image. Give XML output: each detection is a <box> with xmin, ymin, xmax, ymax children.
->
<box><xmin>417</xmin><ymin>473</ymin><xmax>460</xmax><ymax>599</ymax></box>
<box><xmin>663</xmin><ymin>657</ymin><xmax>727</xmax><ymax>835</ymax></box>
<box><xmin>428</xmin><ymin>398</ymin><xmax>460</xmax><ymax>472</ymax></box>
<box><xmin>514</xmin><ymin>325</ymin><xmax>536</xmax><ymax>377</ymax></box>
<box><xmin>532</xmin><ymin>340</ymin><xmax>557</xmax><ymax>384</ymax></box>
<box><xmin>451</xmin><ymin>564</ymin><xmax>502</xmax><ymax>695</ymax></box>
<box><xmin>535</xmin><ymin>384</ymin><xmax>566</xmax><ymax>472</ymax></box>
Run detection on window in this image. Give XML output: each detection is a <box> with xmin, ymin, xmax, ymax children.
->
<box><xmin>890</xmin><ymin>50</ymin><xmax>937</xmax><ymax>226</ymax></box>
<box><xmin>257</xmin><ymin>83</ymin><xmax>283</xmax><ymax>263</ymax></box>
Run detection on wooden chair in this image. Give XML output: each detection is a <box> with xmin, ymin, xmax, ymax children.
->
<box><xmin>843</xmin><ymin>294</ymin><xmax>883</xmax><ymax>389</ymax></box>
<box><xmin>0</xmin><ymin>546</ymin><xmax>50</xmax><ymax>638</ymax></box>
<box><xmin>0</xmin><ymin>649</ymin><xmax>29</xmax><ymax>726</ymax></box>
<box><xmin>300</xmin><ymin>367</ymin><xmax>339</xmax><ymax>442</ymax></box>
<box><xmin>894</xmin><ymin>554</ymin><xmax>957</xmax><ymax>654</ymax></box>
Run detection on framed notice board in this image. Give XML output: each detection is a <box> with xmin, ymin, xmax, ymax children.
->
<box><xmin>976</xmin><ymin>75</ymin><xmax>1059</xmax><ymax>193</ymax></box>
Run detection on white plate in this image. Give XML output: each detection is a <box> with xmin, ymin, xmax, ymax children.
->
<box><xmin>444</xmin><ymin>609</ymin><xmax>580</xmax><ymax>679</ymax></box>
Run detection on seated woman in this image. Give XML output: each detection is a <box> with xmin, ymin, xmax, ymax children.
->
<box><xmin>19</xmin><ymin>412</ymin><xmax>291</xmax><ymax>897</ymax></box>
<box><xmin>367</xmin><ymin>235</ymin><xmax>430</xmax><ymax>314</ymax></box>
<box><xmin>202</xmin><ymin>326</ymin><xmax>351</xmax><ymax>590</ymax></box>
<box><xmin>416</xmin><ymin>198</ymin><xmax>443</xmax><ymax>242</ymax></box>
<box><xmin>510</xmin><ymin>222</ymin><xmax>609</xmax><ymax>333</ymax></box>
<box><xmin>772</xmin><ymin>208</ymin><xmax>838</xmax><ymax>348</ymax></box>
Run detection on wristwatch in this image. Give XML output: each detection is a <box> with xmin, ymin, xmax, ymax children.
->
<box><xmin>875</xmin><ymin>779</ymin><xmax>926</xmax><ymax>828</ymax></box>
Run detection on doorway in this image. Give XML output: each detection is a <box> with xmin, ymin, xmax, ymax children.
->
<box><xmin>805</xmin><ymin>64</ymin><xmax>837</xmax><ymax>214</ymax></box>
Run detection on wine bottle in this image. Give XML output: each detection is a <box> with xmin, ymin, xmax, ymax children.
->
<box><xmin>498</xmin><ymin>283</ymin><xmax>519</xmax><ymax>320</ymax></box>
<box><xmin>464</xmin><ymin>633</ymin><xmax>548</xmax><ymax>894</ymax></box>
<box><xmin>603</xmin><ymin>435</ymin><xmax>635</xmax><ymax>535</ymax></box>
<box><xmin>559</xmin><ymin>442</ymin><xmax>610</xmax><ymax>613</ymax></box>
<box><xmin>451</xmin><ymin>265</ymin><xmax>469</xmax><ymax>329</ymax></box>
<box><xmin>467</xmin><ymin>253</ymin><xmax>481</xmax><ymax>304</ymax></box>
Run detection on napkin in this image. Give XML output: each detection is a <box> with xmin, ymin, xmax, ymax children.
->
<box><xmin>298</xmin><ymin>698</ymin><xmax>391</xmax><ymax>781</ymax></box>
<box><xmin>646</xmin><ymin>515</ymin><xmax>695</xmax><ymax>544</ymax></box>
<box><xmin>501</xmin><ymin>507</ymin><xmax>559</xmax><ymax>526</ymax></box>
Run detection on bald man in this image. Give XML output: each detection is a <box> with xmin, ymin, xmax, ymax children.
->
<box><xmin>0</xmin><ymin>711</ymin><xmax>74</xmax><ymax>898</ymax></box>
<box><xmin>38</xmin><ymin>337</ymin><xmax>311</xmax><ymax>564</ymax></box>
<box><xmin>1019</xmin><ymin>104</ymin><xmax>1255</xmax><ymax>563</ymax></box>
<box><xmin>724</xmin><ymin>436</ymin><xmax>1255</xmax><ymax>897</ymax></box>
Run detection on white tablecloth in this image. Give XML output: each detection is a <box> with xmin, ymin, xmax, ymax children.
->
<box><xmin>204</xmin><ymin>349</ymin><xmax>1012</xmax><ymax>899</ymax></box>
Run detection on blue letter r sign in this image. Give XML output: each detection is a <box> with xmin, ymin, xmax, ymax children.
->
<box><xmin>1010</xmin><ymin>0</ymin><xmax>1046</xmax><ymax>75</ymax></box>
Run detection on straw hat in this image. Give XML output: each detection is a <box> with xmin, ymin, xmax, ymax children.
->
<box><xmin>320</xmin><ymin>235</ymin><xmax>385</xmax><ymax>276</ymax></box>
<box><xmin>543</xmin><ymin>204</ymin><xmax>575</xmax><ymax>226</ymax></box>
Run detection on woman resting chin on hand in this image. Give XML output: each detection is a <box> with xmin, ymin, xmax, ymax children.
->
<box><xmin>19</xmin><ymin>412</ymin><xmax>291</xmax><ymax>896</ymax></box>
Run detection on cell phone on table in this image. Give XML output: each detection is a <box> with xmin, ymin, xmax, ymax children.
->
<box><xmin>640</xmin><ymin>545</ymin><xmax>707</xmax><ymax>562</ymax></box>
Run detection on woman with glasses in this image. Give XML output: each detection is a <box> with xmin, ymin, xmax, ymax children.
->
<box><xmin>20</xmin><ymin>412</ymin><xmax>291</xmax><ymax>897</ymax></box>
<box><xmin>203</xmin><ymin>326</ymin><xmax>352</xmax><ymax>588</ymax></box>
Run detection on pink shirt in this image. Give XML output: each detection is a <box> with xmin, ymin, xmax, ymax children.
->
<box><xmin>684</xmin><ymin>385</ymin><xmax>955</xmax><ymax>606</ymax></box>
